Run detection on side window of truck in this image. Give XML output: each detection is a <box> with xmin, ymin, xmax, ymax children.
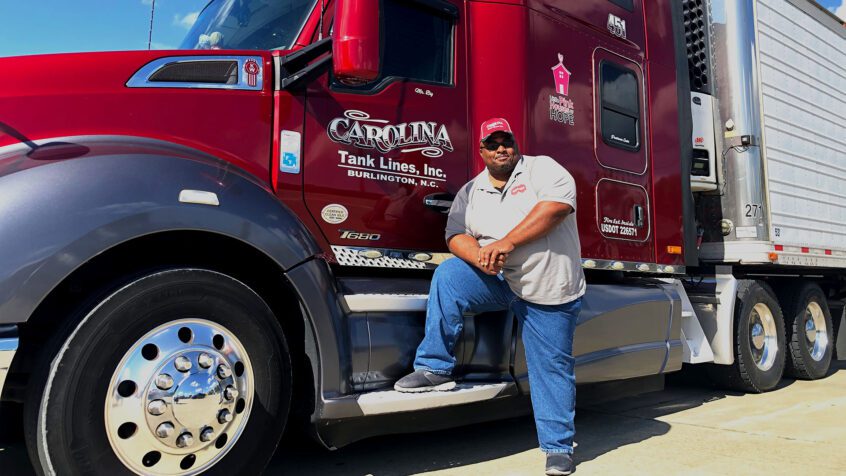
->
<box><xmin>599</xmin><ymin>61</ymin><xmax>641</xmax><ymax>152</ymax></box>
<box><xmin>333</xmin><ymin>0</ymin><xmax>456</xmax><ymax>91</ymax></box>
<box><xmin>608</xmin><ymin>0</ymin><xmax>634</xmax><ymax>11</ymax></box>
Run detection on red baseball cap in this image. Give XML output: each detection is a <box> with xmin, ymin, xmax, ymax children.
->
<box><xmin>479</xmin><ymin>117</ymin><xmax>514</xmax><ymax>143</ymax></box>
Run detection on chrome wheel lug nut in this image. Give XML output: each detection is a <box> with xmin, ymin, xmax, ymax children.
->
<box><xmin>198</xmin><ymin>353</ymin><xmax>214</xmax><ymax>369</ymax></box>
<box><xmin>200</xmin><ymin>427</ymin><xmax>215</xmax><ymax>442</ymax></box>
<box><xmin>218</xmin><ymin>409</ymin><xmax>233</xmax><ymax>424</ymax></box>
<box><xmin>224</xmin><ymin>385</ymin><xmax>239</xmax><ymax>401</ymax></box>
<box><xmin>217</xmin><ymin>364</ymin><xmax>232</xmax><ymax>379</ymax></box>
<box><xmin>155</xmin><ymin>373</ymin><xmax>174</xmax><ymax>390</ymax></box>
<box><xmin>156</xmin><ymin>422</ymin><xmax>175</xmax><ymax>438</ymax></box>
<box><xmin>176</xmin><ymin>432</ymin><xmax>194</xmax><ymax>448</ymax></box>
<box><xmin>147</xmin><ymin>399</ymin><xmax>167</xmax><ymax>416</ymax></box>
<box><xmin>174</xmin><ymin>356</ymin><xmax>192</xmax><ymax>372</ymax></box>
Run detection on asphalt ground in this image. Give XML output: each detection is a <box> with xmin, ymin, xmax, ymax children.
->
<box><xmin>2</xmin><ymin>360</ymin><xmax>844</xmax><ymax>475</ymax></box>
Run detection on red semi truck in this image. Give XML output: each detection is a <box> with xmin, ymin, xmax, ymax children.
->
<box><xmin>0</xmin><ymin>0</ymin><xmax>844</xmax><ymax>474</ymax></box>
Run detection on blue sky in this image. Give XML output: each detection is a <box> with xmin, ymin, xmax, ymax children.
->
<box><xmin>0</xmin><ymin>0</ymin><xmax>843</xmax><ymax>58</ymax></box>
<box><xmin>0</xmin><ymin>0</ymin><xmax>208</xmax><ymax>57</ymax></box>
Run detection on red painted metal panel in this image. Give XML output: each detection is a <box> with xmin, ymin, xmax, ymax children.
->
<box><xmin>467</xmin><ymin>2</ymin><xmax>528</xmax><ymax>177</ymax></box>
<box><xmin>520</xmin><ymin>3</ymin><xmax>654</xmax><ymax>262</ymax></box>
<box><xmin>0</xmin><ymin>50</ymin><xmax>274</xmax><ymax>183</ymax></box>
<box><xmin>300</xmin><ymin>1</ymin><xmax>470</xmax><ymax>252</ymax></box>
<box><xmin>526</xmin><ymin>0</ymin><xmax>646</xmax><ymax>53</ymax></box>
<box><xmin>596</xmin><ymin>179</ymin><xmax>650</xmax><ymax>242</ymax></box>
<box><xmin>642</xmin><ymin>0</ymin><xmax>685</xmax><ymax>266</ymax></box>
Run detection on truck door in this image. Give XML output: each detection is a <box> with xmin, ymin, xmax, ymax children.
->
<box><xmin>300</xmin><ymin>0</ymin><xmax>469</xmax><ymax>258</ymax></box>
<box><xmin>524</xmin><ymin>7</ymin><xmax>654</xmax><ymax>269</ymax></box>
<box><xmin>590</xmin><ymin>49</ymin><xmax>654</xmax><ymax>265</ymax></box>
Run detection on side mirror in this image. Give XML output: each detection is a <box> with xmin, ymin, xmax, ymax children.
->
<box><xmin>332</xmin><ymin>0</ymin><xmax>381</xmax><ymax>86</ymax></box>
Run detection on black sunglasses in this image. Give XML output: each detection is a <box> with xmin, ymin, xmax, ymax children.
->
<box><xmin>482</xmin><ymin>139</ymin><xmax>515</xmax><ymax>151</ymax></box>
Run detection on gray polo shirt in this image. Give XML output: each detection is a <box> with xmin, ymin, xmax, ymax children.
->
<box><xmin>445</xmin><ymin>155</ymin><xmax>586</xmax><ymax>305</ymax></box>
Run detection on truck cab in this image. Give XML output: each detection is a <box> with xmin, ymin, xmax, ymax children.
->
<box><xmin>0</xmin><ymin>1</ymin><xmax>704</xmax><ymax>475</ymax></box>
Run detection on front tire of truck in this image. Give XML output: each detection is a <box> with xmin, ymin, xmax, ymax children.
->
<box><xmin>24</xmin><ymin>268</ymin><xmax>291</xmax><ymax>476</ymax></box>
<box><xmin>781</xmin><ymin>283</ymin><xmax>833</xmax><ymax>380</ymax></box>
<box><xmin>708</xmin><ymin>280</ymin><xmax>786</xmax><ymax>393</ymax></box>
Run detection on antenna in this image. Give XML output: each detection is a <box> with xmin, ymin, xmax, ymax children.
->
<box><xmin>147</xmin><ymin>0</ymin><xmax>157</xmax><ymax>50</ymax></box>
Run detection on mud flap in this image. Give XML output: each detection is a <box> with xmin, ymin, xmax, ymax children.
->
<box><xmin>836</xmin><ymin>308</ymin><xmax>846</xmax><ymax>361</ymax></box>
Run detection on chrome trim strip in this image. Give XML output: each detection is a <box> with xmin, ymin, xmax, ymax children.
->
<box><xmin>331</xmin><ymin>245</ymin><xmax>454</xmax><ymax>270</ymax></box>
<box><xmin>343</xmin><ymin>294</ymin><xmax>428</xmax><ymax>313</ymax></box>
<box><xmin>0</xmin><ymin>333</ymin><xmax>19</xmax><ymax>399</ymax></box>
<box><xmin>356</xmin><ymin>383</ymin><xmax>508</xmax><ymax>416</ymax></box>
<box><xmin>126</xmin><ymin>56</ymin><xmax>264</xmax><ymax>91</ymax></box>
<box><xmin>332</xmin><ymin>246</ymin><xmax>682</xmax><ymax>274</ymax></box>
<box><xmin>582</xmin><ymin>258</ymin><xmax>685</xmax><ymax>275</ymax></box>
<box><xmin>576</xmin><ymin>341</ymin><xmax>669</xmax><ymax>365</ymax></box>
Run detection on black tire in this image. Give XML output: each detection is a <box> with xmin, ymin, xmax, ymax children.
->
<box><xmin>780</xmin><ymin>282</ymin><xmax>833</xmax><ymax>380</ymax></box>
<box><xmin>24</xmin><ymin>269</ymin><xmax>291</xmax><ymax>476</ymax></box>
<box><xmin>707</xmin><ymin>280</ymin><xmax>785</xmax><ymax>393</ymax></box>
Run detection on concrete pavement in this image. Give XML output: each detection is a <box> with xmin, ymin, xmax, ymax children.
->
<box><xmin>2</xmin><ymin>360</ymin><xmax>844</xmax><ymax>475</ymax></box>
<box><xmin>266</xmin><ymin>360</ymin><xmax>846</xmax><ymax>475</ymax></box>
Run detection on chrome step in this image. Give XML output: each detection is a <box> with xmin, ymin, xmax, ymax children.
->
<box><xmin>356</xmin><ymin>382</ymin><xmax>509</xmax><ymax>416</ymax></box>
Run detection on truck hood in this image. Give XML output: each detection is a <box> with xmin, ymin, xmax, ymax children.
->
<box><xmin>0</xmin><ymin>49</ymin><xmax>278</xmax><ymax>182</ymax></box>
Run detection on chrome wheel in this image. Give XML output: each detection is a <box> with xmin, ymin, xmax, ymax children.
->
<box><xmin>803</xmin><ymin>302</ymin><xmax>829</xmax><ymax>362</ymax></box>
<box><xmin>105</xmin><ymin>319</ymin><xmax>253</xmax><ymax>475</ymax></box>
<box><xmin>749</xmin><ymin>303</ymin><xmax>778</xmax><ymax>371</ymax></box>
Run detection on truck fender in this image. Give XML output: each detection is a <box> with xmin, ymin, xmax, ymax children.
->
<box><xmin>0</xmin><ymin>136</ymin><xmax>321</xmax><ymax>326</ymax></box>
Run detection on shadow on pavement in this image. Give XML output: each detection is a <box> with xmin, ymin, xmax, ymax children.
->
<box><xmin>268</xmin><ymin>360</ymin><xmax>846</xmax><ymax>475</ymax></box>
<box><xmin>2</xmin><ymin>361</ymin><xmax>844</xmax><ymax>476</ymax></box>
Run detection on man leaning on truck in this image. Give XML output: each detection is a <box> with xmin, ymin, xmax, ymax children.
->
<box><xmin>395</xmin><ymin>118</ymin><xmax>586</xmax><ymax>475</ymax></box>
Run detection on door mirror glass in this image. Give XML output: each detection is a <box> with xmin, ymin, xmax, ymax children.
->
<box><xmin>332</xmin><ymin>0</ymin><xmax>381</xmax><ymax>86</ymax></box>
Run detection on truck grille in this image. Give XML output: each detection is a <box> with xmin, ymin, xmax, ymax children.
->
<box><xmin>682</xmin><ymin>0</ymin><xmax>714</xmax><ymax>94</ymax></box>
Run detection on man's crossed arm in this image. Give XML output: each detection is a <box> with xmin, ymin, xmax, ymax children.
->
<box><xmin>448</xmin><ymin>201</ymin><xmax>573</xmax><ymax>275</ymax></box>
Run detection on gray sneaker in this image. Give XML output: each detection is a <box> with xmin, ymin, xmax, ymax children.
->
<box><xmin>545</xmin><ymin>453</ymin><xmax>574</xmax><ymax>476</ymax></box>
<box><xmin>394</xmin><ymin>370</ymin><xmax>456</xmax><ymax>393</ymax></box>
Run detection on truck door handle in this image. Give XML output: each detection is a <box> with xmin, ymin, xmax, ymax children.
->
<box><xmin>424</xmin><ymin>193</ymin><xmax>454</xmax><ymax>214</ymax></box>
<box><xmin>633</xmin><ymin>205</ymin><xmax>645</xmax><ymax>228</ymax></box>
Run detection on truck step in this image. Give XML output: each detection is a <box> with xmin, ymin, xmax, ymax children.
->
<box><xmin>356</xmin><ymin>382</ymin><xmax>510</xmax><ymax>416</ymax></box>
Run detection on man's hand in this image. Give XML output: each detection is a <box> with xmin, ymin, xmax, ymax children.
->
<box><xmin>479</xmin><ymin>239</ymin><xmax>515</xmax><ymax>273</ymax></box>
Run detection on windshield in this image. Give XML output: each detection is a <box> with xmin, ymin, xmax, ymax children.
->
<box><xmin>180</xmin><ymin>0</ymin><xmax>317</xmax><ymax>51</ymax></box>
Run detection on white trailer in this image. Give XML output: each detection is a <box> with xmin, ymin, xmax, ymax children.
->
<box><xmin>680</xmin><ymin>0</ymin><xmax>846</xmax><ymax>392</ymax></box>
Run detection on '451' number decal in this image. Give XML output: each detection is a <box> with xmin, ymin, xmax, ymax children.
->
<box><xmin>607</xmin><ymin>14</ymin><xmax>627</xmax><ymax>39</ymax></box>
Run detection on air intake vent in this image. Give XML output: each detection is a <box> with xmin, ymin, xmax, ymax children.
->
<box><xmin>682</xmin><ymin>0</ymin><xmax>714</xmax><ymax>94</ymax></box>
<box><xmin>149</xmin><ymin>60</ymin><xmax>238</xmax><ymax>84</ymax></box>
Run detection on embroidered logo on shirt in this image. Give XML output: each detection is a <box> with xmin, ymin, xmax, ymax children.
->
<box><xmin>511</xmin><ymin>184</ymin><xmax>527</xmax><ymax>195</ymax></box>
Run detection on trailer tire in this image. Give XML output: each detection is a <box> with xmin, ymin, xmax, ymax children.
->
<box><xmin>24</xmin><ymin>268</ymin><xmax>291</xmax><ymax>476</ymax></box>
<box><xmin>707</xmin><ymin>280</ymin><xmax>785</xmax><ymax>393</ymax></box>
<box><xmin>781</xmin><ymin>282</ymin><xmax>833</xmax><ymax>380</ymax></box>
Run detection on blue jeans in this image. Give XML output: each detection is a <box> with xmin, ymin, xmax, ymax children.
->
<box><xmin>414</xmin><ymin>258</ymin><xmax>582</xmax><ymax>454</ymax></box>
